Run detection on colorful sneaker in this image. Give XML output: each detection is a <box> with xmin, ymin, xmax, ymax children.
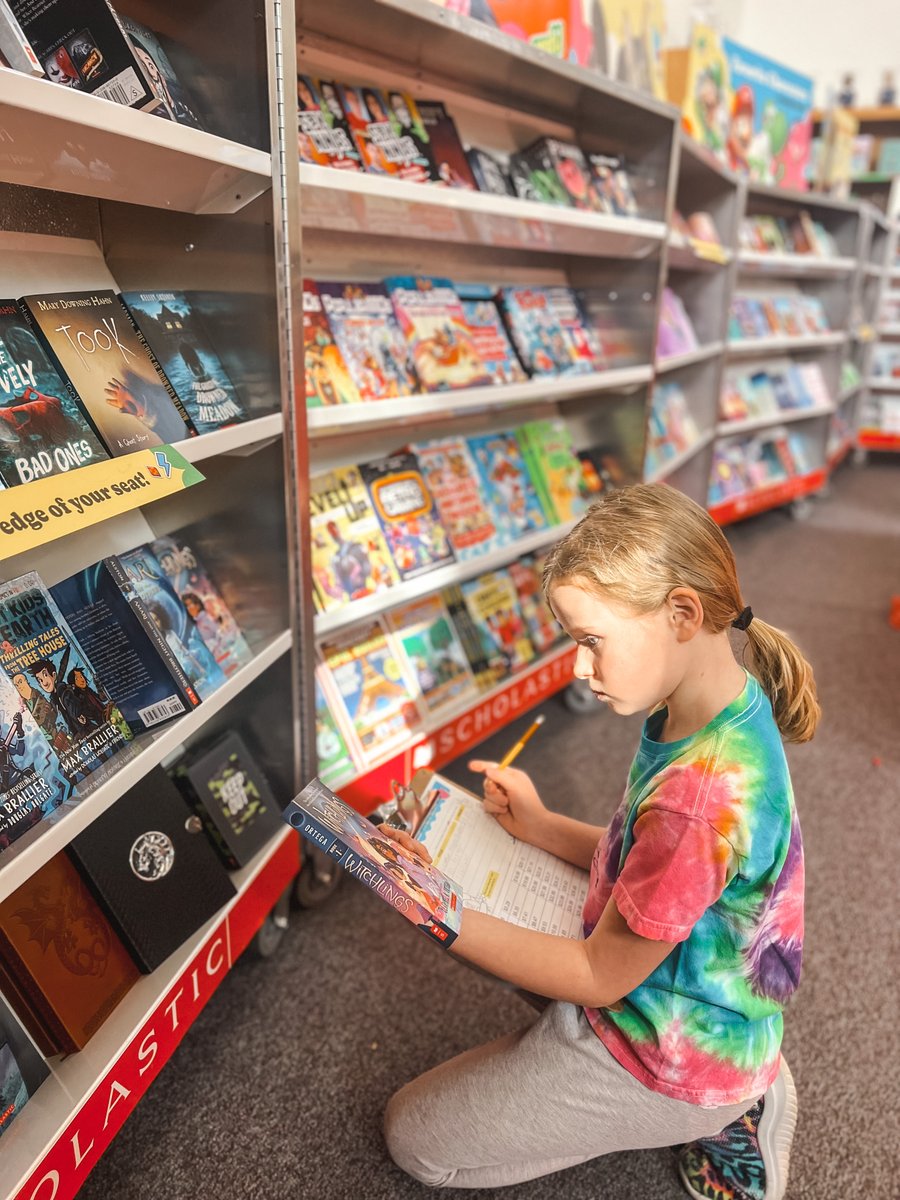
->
<box><xmin>676</xmin><ymin>1058</ymin><xmax>798</xmax><ymax>1200</ymax></box>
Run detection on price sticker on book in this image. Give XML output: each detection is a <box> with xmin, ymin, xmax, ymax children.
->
<box><xmin>0</xmin><ymin>445</ymin><xmax>204</xmax><ymax>558</ymax></box>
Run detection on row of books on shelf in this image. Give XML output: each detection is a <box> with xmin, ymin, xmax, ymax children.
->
<box><xmin>877</xmin><ymin>295</ymin><xmax>900</xmax><ymax>327</ymax></box>
<box><xmin>310</xmin><ymin>421</ymin><xmax>627</xmax><ymax>615</ymax></box>
<box><xmin>728</xmin><ymin>291</ymin><xmax>832</xmax><ymax>342</ymax></box>
<box><xmin>845</xmin><ymin>134</ymin><xmax>900</xmax><ymax>179</ymax></box>
<box><xmin>708</xmin><ymin>429</ymin><xmax>815</xmax><ymax>507</ymax></box>
<box><xmin>720</xmin><ymin>360</ymin><xmax>832</xmax><ymax>422</ymax></box>
<box><xmin>315</xmin><ymin>553</ymin><xmax>566</xmax><ymax>786</ymax></box>
<box><xmin>869</xmin><ymin>344</ymin><xmax>900</xmax><ymax>379</ymax></box>
<box><xmin>738</xmin><ymin>212</ymin><xmax>840</xmax><ymax>259</ymax></box>
<box><xmin>656</xmin><ymin>287</ymin><xmax>699</xmax><ymax>360</ymax></box>
<box><xmin>670</xmin><ymin>209</ymin><xmax>724</xmax><ymax>249</ymax></box>
<box><xmin>860</xmin><ymin>396</ymin><xmax>900</xmax><ymax>435</ymax></box>
<box><xmin>303</xmin><ymin>276</ymin><xmax>649</xmax><ymax>407</ymax></box>
<box><xmin>827</xmin><ymin>408</ymin><xmax>853</xmax><ymax>458</ymax></box>
<box><xmin>0</xmin><ymin>289</ymin><xmax>261</xmax><ymax>492</ymax></box>
<box><xmin>297</xmin><ymin>72</ymin><xmax>642</xmax><ymax>218</ymax></box>
<box><xmin>644</xmin><ymin>382</ymin><xmax>700</xmax><ymax>477</ymax></box>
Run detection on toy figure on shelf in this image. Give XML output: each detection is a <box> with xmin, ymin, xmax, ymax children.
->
<box><xmin>878</xmin><ymin>70</ymin><xmax>897</xmax><ymax>107</ymax></box>
<box><xmin>838</xmin><ymin>72</ymin><xmax>856</xmax><ymax>107</ymax></box>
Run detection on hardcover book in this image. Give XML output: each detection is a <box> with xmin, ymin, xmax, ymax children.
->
<box><xmin>171</xmin><ymin>730</ymin><xmax>283</xmax><ymax>870</ymax></box>
<box><xmin>0</xmin><ymin>298</ymin><xmax>109</xmax><ymax>488</ymax></box>
<box><xmin>51</xmin><ymin>557</ymin><xmax>200</xmax><ymax>734</ymax></box>
<box><xmin>460</xmin><ymin>569</ymin><xmax>536</xmax><ymax>675</ymax></box>
<box><xmin>385</xmin><ymin>594</ymin><xmax>477</xmax><ymax>717</ymax></box>
<box><xmin>67</xmin><ymin>766</ymin><xmax>236</xmax><ymax>973</ymax></box>
<box><xmin>318</xmin><ymin>619</ymin><xmax>422</xmax><ymax>765</ymax></box>
<box><xmin>119</xmin><ymin>291</ymin><xmax>245</xmax><ymax>434</ymax></box>
<box><xmin>297</xmin><ymin>75</ymin><xmax>362</xmax><ymax>171</ymax></box>
<box><xmin>150</xmin><ymin>536</ymin><xmax>253</xmax><ymax>679</ymax></box>
<box><xmin>414</xmin><ymin>100</ymin><xmax>478</xmax><ymax>189</ymax></box>
<box><xmin>118</xmin><ymin>15</ymin><xmax>204</xmax><ymax>128</ymax></box>
<box><xmin>302</xmin><ymin>281</ymin><xmax>360</xmax><ymax>407</ymax></box>
<box><xmin>0</xmin><ymin>572</ymin><xmax>132</xmax><ymax>786</ymax></box>
<box><xmin>385</xmin><ymin>276</ymin><xmax>491</xmax><ymax>392</ymax></box>
<box><xmin>317</xmin><ymin>281</ymin><xmax>419</xmax><ymax>401</ymax></box>
<box><xmin>0</xmin><ymin>668</ymin><xmax>70</xmax><ymax>853</ymax></box>
<box><xmin>508</xmin><ymin>553</ymin><xmax>565</xmax><ymax>656</ymax></box>
<box><xmin>456</xmin><ymin>284</ymin><xmax>528</xmax><ymax>385</ymax></box>
<box><xmin>338</xmin><ymin>84</ymin><xmax>430</xmax><ymax>181</ymax></box>
<box><xmin>516</xmin><ymin>418</ymin><xmax>589</xmax><ymax>523</ymax></box>
<box><xmin>314</xmin><ymin>666</ymin><xmax>359</xmax><ymax>788</ymax></box>
<box><xmin>117</xmin><ymin>546</ymin><xmax>226</xmax><ymax>702</ymax></box>
<box><xmin>0</xmin><ymin>851</ymin><xmax>139</xmax><ymax>1053</ymax></box>
<box><xmin>309</xmin><ymin>465</ymin><xmax>399</xmax><ymax>612</ymax></box>
<box><xmin>359</xmin><ymin>451</ymin><xmax>455</xmax><ymax>581</ymax></box>
<box><xmin>0</xmin><ymin>992</ymin><xmax>49</xmax><ymax>1140</ymax></box>
<box><xmin>20</xmin><ymin>290</ymin><xmax>194</xmax><ymax>454</ymax></box>
<box><xmin>443</xmin><ymin>583</ymin><xmax>507</xmax><ymax>692</ymax></box>
<box><xmin>411</xmin><ymin>434</ymin><xmax>499</xmax><ymax>560</ymax></box>
<box><xmin>497</xmin><ymin>287</ymin><xmax>575</xmax><ymax>377</ymax></box>
<box><xmin>466</xmin><ymin>430</ymin><xmax>548</xmax><ymax>544</ymax></box>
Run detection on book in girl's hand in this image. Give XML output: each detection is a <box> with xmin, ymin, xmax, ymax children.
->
<box><xmin>0</xmin><ymin>299</ymin><xmax>109</xmax><ymax>488</ymax></box>
<box><xmin>0</xmin><ymin>668</ymin><xmax>70</xmax><ymax>853</ymax></box>
<box><xmin>284</xmin><ymin>778</ymin><xmax>464</xmax><ymax>947</ymax></box>
<box><xmin>385</xmin><ymin>276</ymin><xmax>491</xmax><ymax>392</ymax></box>
<box><xmin>516</xmin><ymin>418</ymin><xmax>590</xmax><ymax>523</ymax></box>
<box><xmin>359</xmin><ymin>451</ymin><xmax>455</xmax><ymax>581</ymax></box>
<box><xmin>118</xmin><ymin>15</ymin><xmax>204</xmax><ymax>128</ymax></box>
<box><xmin>412</xmin><ymin>434</ymin><xmax>500</xmax><ymax>561</ymax></box>
<box><xmin>297</xmin><ymin>75</ymin><xmax>363</xmax><ymax>171</ymax></box>
<box><xmin>119</xmin><ymin>291</ymin><xmax>245</xmax><ymax>433</ymax></box>
<box><xmin>317</xmin><ymin>282</ymin><xmax>419</xmax><ymax>401</ymax></box>
<box><xmin>20</xmin><ymin>291</ymin><xmax>194</xmax><ymax>454</ymax></box>
<box><xmin>497</xmin><ymin>287</ymin><xmax>576</xmax><ymax>376</ymax></box>
<box><xmin>460</xmin><ymin>569</ymin><xmax>536</xmax><ymax>675</ymax></box>
<box><xmin>466</xmin><ymin>430</ymin><xmax>547</xmax><ymax>544</ymax></box>
<box><xmin>456</xmin><ymin>285</ymin><xmax>528</xmax><ymax>385</ymax></box>
<box><xmin>386</xmin><ymin>594</ymin><xmax>477</xmax><ymax>717</ymax></box>
<box><xmin>301</xmin><ymin>281</ymin><xmax>360</xmax><ymax>407</ymax></box>
<box><xmin>414</xmin><ymin>100</ymin><xmax>478</xmax><ymax>189</ymax></box>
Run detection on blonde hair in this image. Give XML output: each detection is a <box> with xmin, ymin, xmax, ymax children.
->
<box><xmin>542</xmin><ymin>483</ymin><xmax>820</xmax><ymax>743</ymax></box>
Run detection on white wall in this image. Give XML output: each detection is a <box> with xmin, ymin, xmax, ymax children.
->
<box><xmin>664</xmin><ymin>0</ymin><xmax>900</xmax><ymax>108</ymax></box>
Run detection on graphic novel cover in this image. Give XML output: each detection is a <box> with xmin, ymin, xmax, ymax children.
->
<box><xmin>466</xmin><ymin>147</ymin><xmax>514</xmax><ymax>196</ymax></box>
<box><xmin>0</xmin><ymin>668</ymin><xmax>70</xmax><ymax>853</ymax></box>
<box><xmin>508</xmin><ymin>553</ymin><xmax>565</xmax><ymax>656</ymax></box>
<box><xmin>359</xmin><ymin>451</ymin><xmax>455</xmax><ymax>581</ymax></box>
<box><xmin>337</xmin><ymin>84</ymin><xmax>431</xmax><ymax>181</ymax></box>
<box><xmin>383</xmin><ymin>90</ymin><xmax>438</xmax><ymax>185</ymax></box>
<box><xmin>20</xmin><ymin>290</ymin><xmax>193</xmax><ymax>454</ymax></box>
<box><xmin>302</xmin><ymin>281</ymin><xmax>360</xmax><ymax>407</ymax></box>
<box><xmin>150</xmin><ymin>536</ymin><xmax>253</xmax><ymax>678</ymax></box>
<box><xmin>497</xmin><ymin>287</ymin><xmax>577</xmax><ymax>376</ymax></box>
<box><xmin>385</xmin><ymin>276</ymin><xmax>491</xmax><ymax>392</ymax></box>
<box><xmin>414</xmin><ymin>100</ymin><xmax>478</xmax><ymax>189</ymax></box>
<box><xmin>521</xmin><ymin>138</ymin><xmax>604</xmax><ymax>212</ymax></box>
<box><xmin>587</xmin><ymin>153</ymin><xmax>639</xmax><ymax>216</ymax></box>
<box><xmin>118</xmin><ymin>15</ymin><xmax>204</xmax><ymax>128</ymax></box>
<box><xmin>0</xmin><ymin>572</ymin><xmax>131</xmax><ymax>786</ymax></box>
<box><xmin>442</xmin><ymin>583</ymin><xmax>506</xmax><ymax>691</ymax></box>
<box><xmin>466</xmin><ymin>431</ymin><xmax>548</xmax><ymax>544</ymax></box>
<box><xmin>297</xmin><ymin>75</ymin><xmax>362</xmax><ymax>171</ymax></box>
<box><xmin>411</xmin><ymin>434</ymin><xmax>499</xmax><ymax>560</ymax></box>
<box><xmin>309</xmin><ymin>465</ymin><xmax>399</xmax><ymax>612</ymax></box>
<box><xmin>317</xmin><ymin>282</ymin><xmax>419</xmax><ymax>401</ymax></box>
<box><xmin>117</xmin><ymin>546</ymin><xmax>226</xmax><ymax>701</ymax></box>
<box><xmin>386</xmin><ymin>594</ymin><xmax>476</xmax><ymax>716</ymax></box>
<box><xmin>517</xmin><ymin>418</ymin><xmax>590</xmax><ymax>523</ymax></box>
<box><xmin>0</xmin><ymin>299</ymin><xmax>109</xmax><ymax>488</ymax></box>
<box><xmin>314</xmin><ymin>666</ymin><xmax>359</xmax><ymax>788</ymax></box>
<box><xmin>120</xmin><ymin>291</ymin><xmax>244</xmax><ymax>433</ymax></box>
<box><xmin>456</xmin><ymin>285</ymin><xmax>528</xmax><ymax>385</ymax></box>
<box><xmin>544</xmin><ymin>286</ymin><xmax>605</xmax><ymax>372</ymax></box>
<box><xmin>318</xmin><ymin>619</ymin><xmax>422</xmax><ymax>764</ymax></box>
<box><xmin>284</xmin><ymin>778</ymin><xmax>463</xmax><ymax>946</ymax></box>
<box><xmin>460</xmin><ymin>570</ymin><xmax>536</xmax><ymax>675</ymax></box>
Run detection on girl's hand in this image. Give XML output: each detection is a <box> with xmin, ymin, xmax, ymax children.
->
<box><xmin>467</xmin><ymin>761</ymin><xmax>549</xmax><ymax>844</ymax></box>
<box><xmin>376</xmin><ymin>823</ymin><xmax>433</xmax><ymax>865</ymax></box>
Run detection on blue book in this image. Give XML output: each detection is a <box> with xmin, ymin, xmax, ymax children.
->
<box><xmin>466</xmin><ymin>431</ymin><xmax>548</xmax><ymax>545</ymax></box>
<box><xmin>0</xmin><ymin>668</ymin><xmax>70</xmax><ymax>853</ymax></box>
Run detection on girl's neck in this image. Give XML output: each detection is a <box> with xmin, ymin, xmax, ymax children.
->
<box><xmin>659</xmin><ymin>634</ymin><xmax>747</xmax><ymax>743</ymax></box>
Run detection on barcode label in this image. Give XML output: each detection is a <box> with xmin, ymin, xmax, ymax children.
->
<box><xmin>137</xmin><ymin>695</ymin><xmax>186</xmax><ymax>727</ymax></box>
<box><xmin>94</xmin><ymin>68</ymin><xmax>145</xmax><ymax>107</ymax></box>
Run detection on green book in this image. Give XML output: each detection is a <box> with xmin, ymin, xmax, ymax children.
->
<box><xmin>516</xmin><ymin>419</ymin><xmax>588</xmax><ymax>524</ymax></box>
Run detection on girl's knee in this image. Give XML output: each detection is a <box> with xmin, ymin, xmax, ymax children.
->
<box><xmin>383</xmin><ymin>1085</ymin><xmax>455</xmax><ymax>1188</ymax></box>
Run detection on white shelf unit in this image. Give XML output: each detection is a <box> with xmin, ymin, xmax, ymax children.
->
<box><xmin>857</xmin><ymin>210</ymin><xmax>900</xmax><ymax>451</ymax></box>
<box><xmin>0</xmin><ymin>3</ymin><xmax>313</xmax><ymax>1196</ymax></box>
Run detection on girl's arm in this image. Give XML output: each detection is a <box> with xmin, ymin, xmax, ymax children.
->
<box><xmin>535</xmin><ymin>810</ymin><xmax>606</xmax><ymax>870</ymax></box>
<box><xmin>450</xmin><ymin>898</ymin><xmax>675</xmax><ymax>1009</ymax></box>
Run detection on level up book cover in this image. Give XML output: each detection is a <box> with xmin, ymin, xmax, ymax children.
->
<box><xmin>385</xmin><ymin>276</ymin><xmax>491</xmax><ymax>392</ymax></box>
<box><xmin>317</xmin><ymin>282</ymin><xmax>419</xmax><ymax>402</ymax></box>
<box><xmin>150</xmin><ymin>536</ymin><xmax>253</xmax><ymax>679</ymax></box>
<box><xmin>0</xmin><ymin>572</ymin><xmax>131</xmax><ymax>786</ymax></box>
<box><xmin>297</xmin><ymin>75</ymin><xmax>362</xmax><ymax>171</ymax></box>
<box><xmin>0</xmin><ymin>668</ymin><xmax>70</xmax><ymax>854</ymax></box>
<box><xmin>309</xmin><ymin>465</ymin><xmax>400</xmax><ymax>613</ymax></box>
<box><xmin>411</xmin><ymin>434</ymin><xmax>499</xmax><ymax>561</ymax></box>
<box><xmin>466</xmin><ymin>431</ymin><xmax>548</xmax><ymax>545</ymax></box>
<box><xmin>120</xmin><ymin>291</ymin><xmax>245</xmax><ymax>434</ymax></box>
<box><xmin>284</xmin><ymin>778</ymin><xmax>463</xmax><ymax>947</ymax></box>
<box><xmin>117</xmin><ymin>547</ymin><xmax>226</xmax><ymax>702</ymax></box>
<box><xmin>456</xmin><ymin>285</ymin><xmax>528</xmax><ymax>385</ymax></box>
<box><xmin>359</xmin><ymin>451</ymin><xmax>456</xmax><ymax>582</ymax></box>
<box><xmin>386</xmin><ymin>594</ymin><xmax>477</xmax><ymax>717</ymax></box>
<box><xmin>20</xmin><ymin>290</ymin><xmax>193</xmax><ymax>454</ymax></box>
<box><xmin>0</xmin><ymin>299</ymin><xmax>109</xmax><ymax>488</ymax></box>
<box><xmin>302</xmin><ymin>281</ymin><xmax>360</xmax><ymax>407</ymax></box>
<box><xmin>460</xmin><ymin>570</ymin><xmax>536</xmax><ymax>676</ymax></box>
<box><xmin>498</xmin><ymin>287</ymin><xmax>576</xmax><ymax>377</ymax></box>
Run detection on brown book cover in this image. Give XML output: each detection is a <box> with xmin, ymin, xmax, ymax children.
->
<box><xmin>0</xmin><ymin>854</ymin><xmax>139</xmax><ymax>1053</ymax></box>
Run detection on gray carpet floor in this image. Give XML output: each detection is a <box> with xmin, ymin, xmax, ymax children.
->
<box><xmin>79</xmin><ymin>461</ymin><xmax>900</xmax><ymax>1200</ymax></box>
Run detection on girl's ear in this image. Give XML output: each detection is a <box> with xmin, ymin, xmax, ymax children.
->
<box><xmin>667</xmin><ymin>587</ymin><xmax>704</xmax><ymax>642</ymax></box>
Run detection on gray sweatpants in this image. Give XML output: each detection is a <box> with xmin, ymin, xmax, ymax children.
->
<box><xmin>384</xmin><ymin>1000</ymin><xmax>752</xmax><ymax>1189</ymax></box>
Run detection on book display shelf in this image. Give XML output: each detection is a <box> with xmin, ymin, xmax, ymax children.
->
<box><xmin>858</xmin><ymin>210</ymin><xmax>900</xmax><ymax>454</ymax></box>
<box><xmin>0</xmin><ymin>3</ymin><xmax>311</xmax><ymax>1197</ymax></box>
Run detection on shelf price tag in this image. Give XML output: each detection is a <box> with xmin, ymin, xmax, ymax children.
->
<box><xmin>690</xmin><ymin>238</ymin><xmax>729</xmax><ymax>264</ymax></box>
<box><xmin>0</xmin><ymin>445</ymin><xmax>204</xmax><ymax>559</ymax></box>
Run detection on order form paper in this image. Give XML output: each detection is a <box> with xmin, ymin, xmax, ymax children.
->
<box><xmin>416</xmin><ymin>775</ymin><xmax>589</xmax><ymax>939</ymax></box>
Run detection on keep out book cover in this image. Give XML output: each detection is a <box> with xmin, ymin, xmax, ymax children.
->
<box><xmin>385</xmin><ymin>276</ymin><xmax>491</xmax><ymax>392</ymax></box>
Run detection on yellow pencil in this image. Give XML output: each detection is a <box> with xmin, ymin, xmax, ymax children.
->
<box><xmin>497</xmin><ymin>714</ymin><xmax>545</xmax><ymax>769</ymax></box>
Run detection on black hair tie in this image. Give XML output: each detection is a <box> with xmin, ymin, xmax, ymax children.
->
<box><xmin>732</xmin><ymin>606</ymin><xmax>753</xmax><ymax>631</ymax></box>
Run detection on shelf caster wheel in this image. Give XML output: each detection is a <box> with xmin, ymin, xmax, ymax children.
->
<box><xmin>561</xmin><ymin>680</ymin><xmax>597</xmax><ymax>716</ymax></box>
<box><xmin>852</xmin><ymin>447</ymin><xmax>868</xmax><ymax>467</ymax></box>
<box><xmin>789</xmin><ymin>497</ymin><xmax>813</xmax><ymax>521</ymax></box>
<box><xmin>251</xmin><ymin>886</ymin><xmax>291</xmax><ymax>960</ymax></box>
<box><xmin>294</xmin><ymin>846</ymin><xmax>342</xmax><ymax>909</ymax></box>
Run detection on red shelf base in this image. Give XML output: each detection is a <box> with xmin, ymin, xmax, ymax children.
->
<box><xmin>708</xmin><ymin>469</ymin><xmax>827</xmax><ymax>527</ymax></box>
<box><xmin>857</xmin><ymin>430</ymin><xmax>900</xmax><ymax>451</ymax></box>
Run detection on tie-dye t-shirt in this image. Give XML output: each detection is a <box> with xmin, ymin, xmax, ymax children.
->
<box><xmin>583</xmin><ymin>672</ymin><xmax>804</xmax><ymax>1107</ymax></box>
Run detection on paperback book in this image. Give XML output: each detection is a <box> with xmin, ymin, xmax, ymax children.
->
<box><xmin>383</xmin><ymin>90</ymin><xmax>437</xmax><ymax>185</ymax></box>
<box><xmin>314</xmin><ymin>666</ymin><xmax>359</xmax><ymax>788</ymax></box>
<box><xmin>456</xmin><ymin>285</ymin><xmax>528</xmax><ymax>385</ymax></box>
<box><xmin>587</xmin><ymin>153</ymin><xmax>639</xmax><ymax>216</ymax></box>
<box><xmin>386</xmin><ymin>594</ymin><xmax>477</xmax><ymax>717</ymax></box>
<box><xmin>20</xmin><ymin>290</ymin><xmax>194</xmax><ymax>454</ymax></box>
<box><xmin>359</xmin><ymin>451</ymin><xmax>455</xmax><ymax>582</ymax></box>
<box><xmin>0</xmin><ymin>1</ymin><xmax>42</xmax><ymax>76</ymax></box>
<box><xmin>443</xmin><ymin>583</ymin><xmax>507</xmax><ymax>691</ymax></box>
<box><xmin>466</xmin><ymin>430</ymin><xmax>548</xmax><ymax>544</ymax></box>
<box><xmin>0</xmin><ymin>668</ymin><xmax>70</xmax><ymax>853</ymax></box>
<box><xmin>284</xmin><ymin>778</ymin><xmax>464</xmax><ymax>947</ymax></box>
<box><xmin>508</xmin><ymin>553</ymin><xmax>564</xmax><ymax>656</ymax></box>
<box><xmin>297</xmin><ymin>75</ymin><xmax>362</xmax><ymax>171</ymax></box>
<box><xmin>118</xmin><ymin>15</ymin><xmax>204</xmax><ymax>128</ymax></box>
<box><xmin>317</xmin><ymin>281</ymin><xmax>419</xmax><ymax>401</ymax></box>
<box><xmin>544</xmin><ymin>286</ymin><xmax>605</xmax><ymax>372</ymax></box>
<box><xmin>414</xmin><ymin>100</ymin><xmax>478</xmax><ymax>189</ymax></box>
<box><xmin>412</xmin><ymin>434</ymin><xmax>499</xmax><ymax>560</ymax></box>
<box><xmin>385</xmin><ymin>276</ymin><xmax>491</xmax><ymax>392</ymax></box>
<box><xmin>516</xmin><ymin>418</ymin><xmax>589</xmax><ymax>523</ymax></box>
<box><xmin>498</xmin><ymin>287</ymin><xmax>576</xmax><ymax>376</ymax></box>
<box><xmin>302</xmin><ymin>281</ymin><xmax>360</xmax><ymax>407</ymax></box>
<box><xmin>0</xmin><ymin>993</ymin><xmax>49</xmax><ymax>1141</ymax></box>
<box><xmin>466</xmin><ymin>147</ymin><xmax>514</xmax><ymax>196</ymax></box>
<box><xmin>0</xmin><ymin>298</ymin><xmax>109</xmax><ymax>487</ymax></box>
<box><xmin>459</xmin><ymin>569</ymin><xmax>536</xmax><ymax>675</ymax></box>
<box><xmin>120</xmin><ymin>291</ymin><xmax>245</xmax><ymax>433</ymax></box>
<box><xmin>338</xmin><ymin>84</ymin><xmax>430</xmax><ymax>181</ymax></box>
<box><xmin>520</xmin><ymin>138</ymin><xmax>604</xmax><ymax>212</ymax></box>
<box><xmin>309</xmin><ymin>465</ymin><xmax>399</xmax><ymax>612</ymax></box>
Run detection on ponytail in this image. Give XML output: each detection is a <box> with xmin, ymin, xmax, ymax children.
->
<box><xmin>742</xmin><ymin>617</ymin><xmax>820</xmax><ymax>743</ymax></box>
